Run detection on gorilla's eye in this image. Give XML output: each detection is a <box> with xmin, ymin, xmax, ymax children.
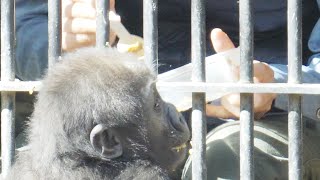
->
<box><xmin>154</xmin><ymin>98</ymin><xmax>161</xmax><ymax>111</ymax></box>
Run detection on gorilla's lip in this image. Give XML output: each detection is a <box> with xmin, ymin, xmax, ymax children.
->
<box><xmin>171</xmin><ymin>143</ymin><xmax>187</xmax><ymax>152</ymax></box>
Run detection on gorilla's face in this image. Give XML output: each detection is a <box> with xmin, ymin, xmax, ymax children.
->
<box><xmin>87</xmin><ymin>80</ymin><xmax>190</xmax><ymax>175</ymax></box>
<box><xmin>143</xmin><ymin>83</ymin><xmax>190</xmax><ymax>172</ymax></box>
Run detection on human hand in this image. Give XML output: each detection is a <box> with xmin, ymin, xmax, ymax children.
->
<box><xmin>206</xmin><ymin>28</ymin><xmax>276</xmax><ymax>120</ymax></box>
<box><xmin>62</xmin><ymin>0</ymin><xmax>116</xmax><ymax>51</ymax></box>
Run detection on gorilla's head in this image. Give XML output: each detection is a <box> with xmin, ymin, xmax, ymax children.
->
<box><xmin>28</xmin><ymin>47</ymin><xmax>190</xmax><ymax>178</ymax></box>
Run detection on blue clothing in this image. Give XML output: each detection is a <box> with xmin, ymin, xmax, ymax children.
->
<box><xmin>16</xmin><ymin>0</ymin><xmax>320</xmax><ymax>120</ymax></box>
<box><xmin>117</xmin><ymin>0</ymin><xmax>318</xmax><ymax>66</ymax></box>
<box><xmin>16</xmin><ymin>0</ymin><xmax>48</xmax><ymax>81</ymax></box>
<box><xmin>271</xmin><ymin>0</ymin><xmax>320</xmax><ymax>121</ymax></box>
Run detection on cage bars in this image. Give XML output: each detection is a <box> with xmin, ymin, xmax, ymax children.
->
<box><xmin>0</xmin><ymin>0</ymin><xmax>309</xmax><ymax>180</ymax></box>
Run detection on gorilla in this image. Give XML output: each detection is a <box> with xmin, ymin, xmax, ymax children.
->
<box><xmin>6</xmin><ymin>48</ymin><xmax>190</xmax><ymax>180</ymax></box>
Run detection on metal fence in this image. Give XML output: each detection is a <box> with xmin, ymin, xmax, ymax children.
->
<box><xmin>1</xmin><ymin>0</ymin><xmax>320</xmax><ymax>179</ymax></box>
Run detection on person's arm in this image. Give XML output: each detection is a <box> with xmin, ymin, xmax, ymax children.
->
<box><xmin>15</xmin><ymin>0</ymin><xmax>49</xmax><ymax>81</ymax></box>
<box><xmin>269</xmin><ymin>16</ymin><xmax>320</xmax><ymax>121</ymax></box>
<box><xmin>270</xmin><ymin>55</ymin><xmax>320</xmax><ymax>121</ymax></box>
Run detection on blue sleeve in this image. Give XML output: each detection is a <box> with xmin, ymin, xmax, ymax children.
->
<box><xmin>270</xmin><ymin>54</ymin><xmax>320</xmax><ymax>121</ymax></box>
<box><xmin>15</xmin><ymin>0</ymin><xmax>49</xmax><ymax>81</ymax></box>
<box><xmin>269</xmin><ymin>0</ymin><xmax>320</xmax><ymax>121</ymax></box>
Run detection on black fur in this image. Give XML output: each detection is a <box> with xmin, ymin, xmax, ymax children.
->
<box><xmin>6</xmin><ymin>48</ymin><xmax>190</xmax><ymax>180</ymax></box>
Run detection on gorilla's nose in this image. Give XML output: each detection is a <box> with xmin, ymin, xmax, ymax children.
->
<box><xmin>167</xmin><ymin>104</ymin><xmax>189</xmax><ymax>133</ymax></box>
<box><xmin>171</xmin><ymin>114</ymin><xmax>189</xmax><ymax>133</ymax></box>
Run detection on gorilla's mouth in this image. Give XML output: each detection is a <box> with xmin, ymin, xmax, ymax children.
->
<box><xmin>171</xmin><ymin>143</ymin><xmax>187</xmax><ymax>152</ymax></box>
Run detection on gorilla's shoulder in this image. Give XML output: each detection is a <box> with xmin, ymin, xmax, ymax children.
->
<box><xmin>115</xmin><ymin>160</ymin><xmax>170</xmax><ymax>180</ymax></box>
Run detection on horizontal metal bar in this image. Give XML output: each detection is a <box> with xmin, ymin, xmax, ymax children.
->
<box><xmin>0</xmin><ymin>81</ymin><xmax>41</xmax><ymax>92</ymax></box>
<box><xmin>157</xmin><ymin>82</ymin><xmax>320</xmax><ymax>94</ymax></box>
<box><xmin>0</xmin><ymin>82</ymin><xmax>320</xmax><ymax>95</ymax></box>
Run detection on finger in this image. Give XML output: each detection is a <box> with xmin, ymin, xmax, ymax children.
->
<box><xmin>254</xmin><ymin>112</ymin><xmax>266</xmax><ymax>120</ymax></box>
<box><xmin>220</xmin><ymin>94</ymin><xmax>241</xmax><ymax>118</ymax></box>
<box><xmin>62</xmin><ymin>32</ymin><xmax>96</xmax><ymax>51</ymax></box>
<box><xmin>210</xmin><ymin>28</ymin><xmax>235</xmax><ymax>53</ymax></box>
<box><xmin>253</xmin><ymin>93</ymin><xmax>276</xmax><ymax>111</ymax></box>
<box><xmin>63</xmin><ymin>18</ymin><xmax>96</xmax><ymax>34</ymax></box>
<box><xmin>110</xmin><ymin>0</ymin><xmax>115</xmax><ymax>11</ymax></box>
<box><xmin>71</xmin><ymin>0</ymin><xmax>95</xmax><ymax>7</ymax></box>
<box><xmin>253</xmin><ymin>94</ymin><xmax>276</xmax><ymax>120</ymax></box>
<box><xmin>72</xmin><ymin>0</ymin><xmax>115</xmax><ymax>11</ymax></box>
<box><xmin>206</xmin><ymin>104</ymin><xmax>238</xmax><ymax>119</ymax></box>
<box><xmin>63</xmin><ymin>2</ymin><xmax>96</xmax><ymax>18</ymax></box>
<box><xmin>253</xmin><ymin>61</ymin><xmax>274</xmax><ymax>83</ymax></box>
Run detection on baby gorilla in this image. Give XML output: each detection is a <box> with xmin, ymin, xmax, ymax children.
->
<box><xmin>6</xmin><ymin>48</ymin><xmax>190</xmax><ymax>180</ymax></box>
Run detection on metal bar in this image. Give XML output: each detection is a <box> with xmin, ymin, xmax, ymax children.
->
<box><xmin>0</xmin><ymin>2</ymin><xmax>15</xmax><ymax>81</ymax></box>
<box><xmin>191</xmin><ymin>93</ymin><xmax>206</xmax><ymax>180</ymax></box>
<box><xmin>48</xmin><ymin>0</ymin><xmax>62</xmax><ymax>68</ymax></box>
<box><xmin>96</xmin><ymin>0</ymin><xmax>109</xmax><ymax>47</ymax></box>
<box><xmin>1</xmin><ymin>0</ymin><xmax>16</xmax><ymax>177</ymax></box>
<box><xmin>288</xmin><ymin>2</ymin><xmax>302</xmax><ymax>84</ymax></box>
<box><xmin>1</xmin><ymin>81</ymin><xmax>320</xmax><ymax>94</ymax></box>
<box><xmin>156</xmin><ymin>82</ymin><xmax>320</xmax><ymax>94</ymax></box>
<box><xmin>288</xmin><ymin>95</ymin><xmax>302</xmax><ymax>179</ymax></box>
<box><xmin>239</xmin><ymin>0</ymin><xmax>254</xmax><ymax>179</ymax></box>
<box><xmin>1</xmin><ymin>93</ymin><xmax>16</xmax><ymax>176</ymax></box>
<box><xmin>0</xmin><ymin>81</ymin><xmax>42</xmax><ymax>92</ymax></box>
<box><xmin>239</xmin><ymin>93</ymin><xmax>254</xmax><ymax>179</ymax></box>
<box><xmin>287</xmin><ymin>0</ymin><xmax>303</xmax><ymax>179</ymax></box>
<box><xmin>143</xmin><ymin>0</ymin><xmax>158</xmax><ymax>74</ymax></box>
<box><xmin>191</xmin><ymin>0</ymin><xmax>206</xmax><ymax>179</ymax></box>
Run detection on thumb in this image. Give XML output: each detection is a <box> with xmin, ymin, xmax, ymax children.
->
<box><xmin>210</xmin><ymin>28</ymin><xmax>235</xmax><ymax>53</ymax></box>
<box><xmin>206</xmin><ymin>104</ymin><xmax>238</xmax><ymax>119</ymax></box>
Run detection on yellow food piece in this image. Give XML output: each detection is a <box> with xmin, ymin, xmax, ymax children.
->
<box><xmin>29</xmin><ymin>87</ymin><xmax>35</xmax><ymax>95</ymax></box>
<box><xmin>127</xmin><ymin>41</ymin><xmax>143</xmax><ymax>53</ymax></box>
<box><xmin>117</xmin><ymin>39</ymin><xmax>144</xmax><ymax>60</ymax></box>
<box><xmin>171</xmin><ymin>143</ymin><xmax>187</xmax><ymax>152</ymax></box>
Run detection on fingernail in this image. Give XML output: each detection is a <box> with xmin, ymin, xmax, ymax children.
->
<box><xmin>211</xmin><ymin>28</ymin><xmax>223</xmax><ymax>40</ymax></box>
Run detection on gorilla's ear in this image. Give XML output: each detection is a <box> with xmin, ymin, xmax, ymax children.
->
<box><xmin>90</xmin><ymin>124</ymin><xmax>123</xmax><ymax>159</ymax></box>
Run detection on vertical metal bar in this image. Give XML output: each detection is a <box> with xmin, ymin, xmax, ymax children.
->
<box><xmin>288</xmin><ymin>95</ymin><xmax>302</xmax><ymax>179</ymax></box>
<box><xmin>191</xmin><ymin>0</ymin><xmax>206</xmax><ymax>179</ymax></box>
<box><xmin>288</xmin><ymin>0</ymin><xmax>303</xmax><ymax>179</ymax></box>
<box><xmin>1</xmin><ymin>0</ymin><xmax>16</xmax><ymax>177</ymax></box>
<box><xmin>48</xmin><ymin>0</ymin><xmax>62</xmax><ymax>68</ymax></box>
<box><xmin>239</xmin><ymin>0</ymin><xmax>254</xmax><ymax>179</ymax></box>
<box><xmin>96</xmin><ymin>0</ymin><xmax>109</xmax><ymax>47</ymax></box>
<box><xmin>143</xmin><ymin>0</ymin><xmax>158</xmax><ymax>74</ymax></box>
